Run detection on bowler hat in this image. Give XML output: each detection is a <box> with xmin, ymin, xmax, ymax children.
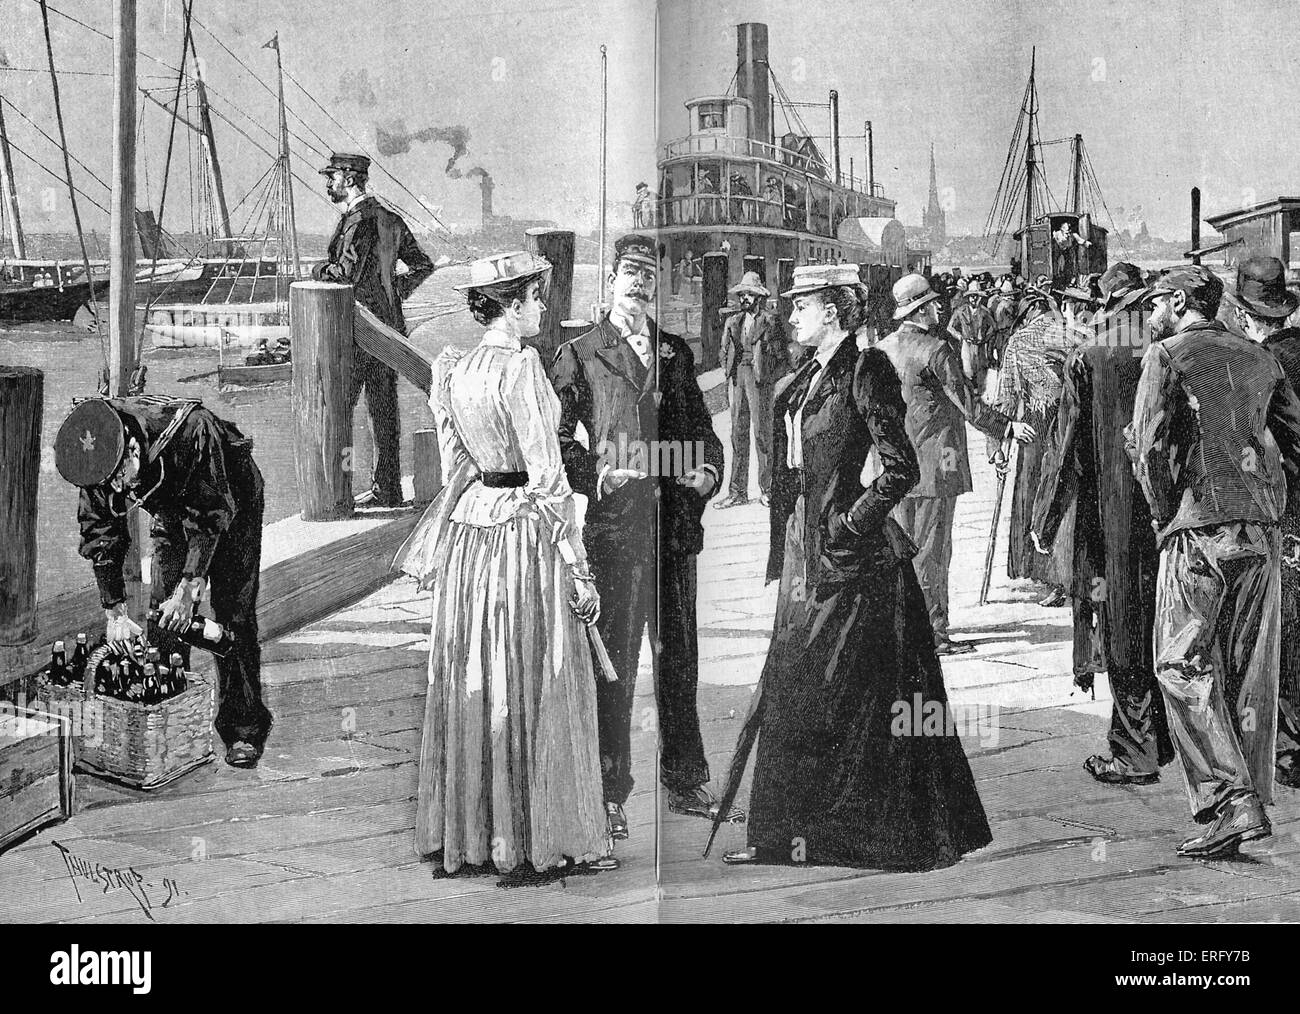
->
<box><xmin>1226</xmin><ymin>254</ymin><xmax>1299</xmax><ymax>320</ymax></box>
<box><xmin>318</xmin><ymin>151</ymin><xmax>371</xmax><ymax>176</ymax></box>
<box><xmin>612</xmin><ymin>234</ymin><xmax>658</xmax><ymax>271</ymax></box>
<box><xmin>1100</xmin><ymin>262</ymin><xmax>1147</xmax><ymax>313</ymax></box>
<box><xmin>729</xmin><ymin>271</ymin><xmax>770</xmax><ymax>297</ymax></box>
<box><xmin>54</xmin><ymin>399</ymin><xmax>126</xmax><ymax>489</ymax></box>
<box><xmin>1057</xmin><ymin>285</ymin><xmax>1095</xmax><ymax>305</ymax></box>
<box><xmin>782</xmin><ymin>262</ymin><xmax>862</xmax><ymax>298</ymax></box>
<box><xmin>453</xmin><ymin>250</ymin><xmax>553</xmax><ymax>293</ymax></box>
<box><xmin>892</xmin><ymin>273</ymin><xmax>942</xmax><ymax>320</ymax></box>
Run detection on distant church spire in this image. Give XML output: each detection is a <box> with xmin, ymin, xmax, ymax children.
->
<box><xmin>923</xmin><ymin>142</ymin><xmax>946</xmax><ymax>249</ymax></box>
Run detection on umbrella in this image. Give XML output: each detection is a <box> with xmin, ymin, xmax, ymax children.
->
<box><xmin>702</xmin><ymin>672</ymin><xmax>766</xmax><ymax>859</ymax></box>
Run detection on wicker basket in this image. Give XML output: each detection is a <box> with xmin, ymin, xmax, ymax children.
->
<box><xmin>36</xmin><ymin>646</ymin><xmax>215</xmax><ymax>790</ymax></box>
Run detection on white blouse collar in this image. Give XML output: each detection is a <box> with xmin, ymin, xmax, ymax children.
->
<box><xmin>482</xmin><ymin>328</ymin><xmax>521</xmax><ymax>351</ymax></box>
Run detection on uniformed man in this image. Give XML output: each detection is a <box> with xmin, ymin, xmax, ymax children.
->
<box><xmin>55</xmin><ymin>396</ymin><xmax>272</xmax><ymax>768</ymax></box>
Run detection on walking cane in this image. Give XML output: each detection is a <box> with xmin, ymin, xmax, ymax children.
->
<box><xmin>979</xmin><ymin>437</ymin><xmax>1013</xmax><ymax>607</ymax></box>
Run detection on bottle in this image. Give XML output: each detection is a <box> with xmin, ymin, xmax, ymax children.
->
<box><xmin>93</xmin><ymin>658</ymin><xmax>113</xmax><ymax>697</ymax></box>
<box><xmin>48</xmin><ymin>641</ymin><xmax>71</xmax><ymax>687</ymax></box>
<box><xmin>123</xmin><ymin>657</ymin><xmax>147</xmax><ymax>704</ymax></box>
<box><xmin>146</xmin><ymin>609</ymin><xmax>236</xmax><ymax>658</ymax></box>
<box><xmin>167</xmin><ymin>653</ymin><xmax>188</xmax><ymax>697</ymax></box>
<box><xmin>141</xmin><ymin>648</ymin><xmax>163</xmax><ymax>705</ymax></box>
<box><xmin>70</xmin><ymin>633</ymin><xmax>89</xmax><ymax>683</ymax></box>
<box><xmin>116</xmin><ymin>659</ymin><xmax>134</xmax><ymax>700</ymax></box>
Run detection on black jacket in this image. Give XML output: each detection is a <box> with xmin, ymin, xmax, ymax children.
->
<box><xmin>311</xmin><ymin>195</ymin><xmax>434</xmax><ymax>334</ymax></box>
<box><xmin>767</xmin><ymin>335</ymin><xmax>920</xmax><ymax>588</ymax></box>
<box><xmin>552</xmin><ymin>314</ymin><xmax>724</xmax><ymax>560</ymax></box>
<box><xmin>78</xmin><ymin>398</ymin><xmax>258</xmax><ymax>608</ymax></box>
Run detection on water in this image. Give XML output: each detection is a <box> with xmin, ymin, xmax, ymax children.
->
<box><xmin>4</xmin><ymin>262</ymin><xmax>604</xmax><ymax>604</ymax></box>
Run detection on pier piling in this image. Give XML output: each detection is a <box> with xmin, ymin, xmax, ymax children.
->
<box><xmin>291</xmin><ymin>281</ymin><xmax>355</xmax><ymax>521</ymax></box>
<box><xmin>413</xmin><ymin>429</ymin><xmax>441</xmax><ymax>505</ymax></box>
<box><xmin>525</xmin><ymin>228</ymin><xmax>575</xmax><ymax>367</ymax></box>
<box><xmin>0</xmin><ymin>366</ymin><xmax>42</xmax><ymax>648</ymax></box>
<box><xmin>701</xmin><ymin>252</ymin><xmax>729</xmax><ymax>372</ymax></box>
<box><xmin>743</xmin><ymin>255</ymin><xmax>766</xmax><ymax>283</ymax></box>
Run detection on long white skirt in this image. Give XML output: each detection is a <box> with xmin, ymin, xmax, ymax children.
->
<box><xmin>414</xmin><ymin>513</ymin><xmax>609</xmax><ymax>873</ymax></box>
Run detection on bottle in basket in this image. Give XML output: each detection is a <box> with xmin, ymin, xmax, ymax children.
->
<box><xmin>115</xmin><ymin>659</ymin><xmax>132</xmax><ymax>700</ymax></box>
<box><xmin>70</xmin><ymin>633</ymin><xmax>89</xmax><ymax>682</ymax></box>
<box><xmin>142</xmin><ymin>649</ymin><xmax>163</xmax><ymax>706</ymax></box>
<box><xmin>123</xmin><ymin>657</ymin><xmax>147</xmax><ymax>703</ymax></box>
<box><xmin>48</xmin><ymin>641</ymin><xmax>72</xmax><ymax>687</ymax></box>
<box><xmin>167</xmin><ymin>653</ymin><xmax>188</xmax><ymax>697</ymax></box>
<box><xmin>93</xmin><ymin>656</ymin><xmax>114</xmax><ymax>697</ymax></box>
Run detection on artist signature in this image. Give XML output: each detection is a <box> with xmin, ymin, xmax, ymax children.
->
<box><xmin>51</xmin><ymin>841</ymin><xmax>187</xmax><ymax>921</ymax></box>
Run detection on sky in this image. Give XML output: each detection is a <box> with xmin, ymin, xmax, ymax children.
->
<box><xmin>2</xmin><ymin>0</ymin><xmax>1299</xmax><ymax>249</ymax></box>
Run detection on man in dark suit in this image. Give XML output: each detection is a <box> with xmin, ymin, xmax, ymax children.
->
<box><xmin>877</xmin><ymin>273</ymin><xmax>1032</xmax><ymax>655</ymax></box>
<box><xmin>312</xmin><ymin>152</ymin><xmax>435</xmax><ymax>507</ymax></box>
<box><xmin>1033</xmin><ymin>262</ymin><xmax>1174</xmax><ymax>785</ymax></box>
<box><xmin>715</xmin><ymin>271</ymin><xmax>787</xmax><ymax>508</ymax></box>
<box><xmin>552</xmin><ymin>234</ymin><xmax>729</xmax><ymax>838</ymax></box>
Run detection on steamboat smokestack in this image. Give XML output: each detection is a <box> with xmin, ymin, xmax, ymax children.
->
<box><xmin>737</xmin><ymin>23</ymin><xmax>770</xmax><ymax>149</ymax></box>
<box><xmin>479</xmin><ymin>172</ymin><xmax>494</xmax><ymax>227</ymax></box>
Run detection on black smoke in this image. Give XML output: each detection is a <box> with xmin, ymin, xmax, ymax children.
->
<box><xmin>375</xmin><ymin>119</ymin><xmax>474</xmax><ymax>177</ymax></box>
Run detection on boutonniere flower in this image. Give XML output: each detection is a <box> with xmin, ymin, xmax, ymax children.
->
<box><xmin>658</xmin><ymin>341</ymin><xmax>675</xmax><ymax>361</ymax></box>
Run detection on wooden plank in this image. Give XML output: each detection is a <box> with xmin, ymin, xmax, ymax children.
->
<box><xmin>353</xmin><ymin>303</ymin><xmax>432</xmax><ymax>394</ymax></box>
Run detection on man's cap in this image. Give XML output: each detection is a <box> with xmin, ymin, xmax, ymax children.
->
<box><xmin>892</xmin><ymin>272</ymin><xmax>942</xmax><ymax>320</ymax></box>
<box><xmin>453</xmin><ymin>250</ymin><xmax>553</xmax><ymax>293</ymax></box>
<box><xmin>1144</xmin><ymin>264</ymin><xmax>1224</xmax><ymax>309</ymax></box>
<box><xmin>635</xmin><ymin>181</ymin><xmax>649</xmax><ymax>190</ymax></box>
<box><xmin>1226</xmin><ymin>253</ymin><xmax>1300</xmax><ymax>320</ymax></box>
<box><xmin>612</xmin><ymin>233</ymin><xmax>658</xmax><ymax>270</ymax></box>
<box><xmin>318</xmin><ymin>151</ymin><xmax>371</xmax><ymax>176</ymax></box>
<box><xmin>781</xmin><ymin>262</ymin><xmax>862</xmax><ymax>298</ymax></box>
<box><xmin>729</xmin><ymin>271</ymin><xmax>770</xmax><ymax>297</ymax></box>
<box><xmin>54</xmin><ymin>399</ymin><xmax>126</xmax><ymax>488</ymax></box>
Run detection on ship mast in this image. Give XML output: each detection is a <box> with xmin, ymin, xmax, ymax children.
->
<box><xmin>188</xmin><ymin>33</ymin><xmax>234</xmax><ymax>253</ymax></box>
<box><xmin>267</xmin><ymin>32</ymin><xmax>301</xmax><ymax>280</ymax></box>
<box><xmin>0</xmin><ymin>96</ymin><xmax>25</xmax><ymax>259</ymax></box>
<box><xmin>1069</xmin><ymin>132</ymin><xmax>1084</xmax><ymax>214</ymax></box>
<box><xmin>1022</xmin><ymin>47</ymin><xmax>1037</xmax><ymax>233</ymax></box>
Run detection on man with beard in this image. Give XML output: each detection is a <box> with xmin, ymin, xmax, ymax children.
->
<box><xmin>1033</xmin><ymin>262</ymin><xmax>1174</xmax><ymax>785</ymax></box>
<box><xmin>312</xmin><ymin>152</ymin><xmax>435</xmax><ymax>507</ymax></box>
<box><xmin>1226</xmin><ymin>255</ymin><xmax>1300</xmax><ymax>788</ymax></box>
<box><xmin>1128</xmin><ymin>265</ymin><xmax>1300</xmax><ymax>857</ymax></box>
<box><xmin>715</xmin><ymin>271</ymin><xmax>787</xmax><ymax>509</ymax></box>
<box><xmin>552</xmin><ymin>234</ymin><xmax>731</xmax><ymax>840</ymax></box>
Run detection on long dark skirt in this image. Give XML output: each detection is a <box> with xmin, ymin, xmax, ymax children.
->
<box><xmin>746</xmin><ymin>498</ymin><xmax>994</xmax><ymax>871</ymax></box>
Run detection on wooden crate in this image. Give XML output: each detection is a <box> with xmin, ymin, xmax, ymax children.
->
<box><xmin>0</xmin><ymin>707</ymin><xmax>74</xmax><ymax>853</ymax></box>
<box><xmin>38</xmin><ymin>673</ymin><xmax>215</xmax><ymax>791</ymax></box>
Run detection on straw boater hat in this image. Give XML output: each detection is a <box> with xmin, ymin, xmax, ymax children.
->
<box><xmin>892</xmin><ymin>273</ymin><xmax>942</xmax><ymax>320</ymax></box>
<box><xmin>729</xmin><ymin>271</ymin><xmax>770</xmax><ymax>298</ymax></box>
<box><xmin>1226</xmin><ymin>254</ymin><xmax>1300</xmax><ymax>319</ymax></box>
<box><xmin>780</xmin><ymin>262</ymin><xmax>862</xmax><ymax>298</ymax></box>
<box><xmin>1056</xmin><ymin>284</ymin><xmax>1095</xmax><ymax>306</ymax></box>
<box><xmin>453</xmin><ymin>250</ymin><xmax>553</xmax><ymax>293</ymax></box>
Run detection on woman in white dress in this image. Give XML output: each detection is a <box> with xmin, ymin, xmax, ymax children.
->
<box><xmin>396</xmin><ymin>251</ymin><xmax>615</xmax><ymax>875</ymax></box>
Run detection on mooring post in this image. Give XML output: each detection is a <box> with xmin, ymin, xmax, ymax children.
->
<box><xmin>525</xmin><ymin>228</ymin><xmax>575</xmax><ymax>368</ymax></box>
<box><xmin>413</xmin><ymin>428</ymin><xmax>441</xmax><ymax>505</ymax></box>
<box><xmin>701</xmin><ymin>252</ymin><xmax>729</xmax><ymax>372</ymax></box>
<box><xmin>743</xmin><ymin>254</ymin><xmax>766</xmax><ymax>283</ymax></box>
<box><xmin>0</xmin><ymin>366</ymin><xmax>42</xmax><ymax>661</ymax></box>
<box><xmin>291</xmin><ymin>281</ymin><xmax>355</xmax><ymax>521</ymax></box>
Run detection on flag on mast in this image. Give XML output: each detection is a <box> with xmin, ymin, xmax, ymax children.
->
<box><xmin>263</xmin><ymin>33</ymin><xmax>279</xmax><ymax>51</ymax></box>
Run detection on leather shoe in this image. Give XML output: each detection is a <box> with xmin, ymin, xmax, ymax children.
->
<box><xmin>355</xmin><ymin>487</ymin><xmax>406</xmax><ymax>509</ymax></box>
<box><xmin>759</xmin><ymin>493</ymin><xmax>771</xmax><ymax>507</ymax></box>
<box><xmin>581</xmin><ymin>855</ymin><xmax>621</xmax><ymax>872</ymax></box>
<box><xmin>934</xmin><ymin>638</ymin><xmax>977</xmax><ymax>656</ymax></box>
<box><xmin>1038</xmin><ymin>586</ymin><xmax>1068</xmax><ymax>607</ymax></box>
<box><xmin>1084</xmin><ymin>754</ymin><xmax>1158</xmax><ymax>785</ymax></box>
<box><xmin>606</xmin><ymin>802</ymin><xmax>629</xmax><ymax>841</ymax></box>
<box><xmin>1177</xmin><ymin>795</ymin><xmax>1271</xmax><ymax>858</ymax></box>
<box><xmin>1277</xmin><ymin>753</ymin><xmax>1300</xmax><ymax>788</ymax></box>
<box><xmin>669</xmin><ymin>785</ymin><xmax>745</xmax><ymax>823</ymax></box>
<box><xmin>225</xmin><ymin>740</ymin><xmax>261</xmax><ymax>768</ymax></box>
<box><xmin>722</xmin><ymin>847</ymin><xmax>760</xmax><ymax>865</ymax></box>
<box><xmin>712</xmin><ymin>493</ymin><xmax>750</xmax><ymax>510</ymax></box>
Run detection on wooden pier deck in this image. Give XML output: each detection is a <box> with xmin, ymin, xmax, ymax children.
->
<box><xmin>3</xmin><ymin>399</ymin><xmax>1300</xmax><ymax>924</ymax></box>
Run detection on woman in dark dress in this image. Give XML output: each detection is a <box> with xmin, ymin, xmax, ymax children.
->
<box><xmin>722</xmin><ymin>264</ymin><xmax>993</xmax><ymax>871</ymax></box>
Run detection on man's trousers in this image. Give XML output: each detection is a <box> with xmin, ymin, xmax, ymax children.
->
<box><xmin>1154</xmin><ymin>522</ymin><xmax>1281</xmax><ymax>820</ymax></box>
<box><xmin>727</xmin><ymin>363</ymin><xmax>773</xmax><ymax>498</ymax></box>
<box><xmin>590</xmin><ymin>552</ymin><xmax>710</xmax><ymax>805</ymax></box>
<box><xmin>150</xmin><ymin>455</ymin><xmax>272</xmax><ymax>750</ymax></box>
<box><xmin>892</xmin><ymin>494</ymin><xmax>958</xmax><ymax>645</ymax></box>
<box><xmin>349</xmin><ymin>347</ymin><xmax>402</xmax><ymax>503</ymax></box>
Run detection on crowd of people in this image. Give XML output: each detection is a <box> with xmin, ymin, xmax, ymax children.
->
<box><xmin>51</xmin><ymin>145</ymin><xmax>1300</xmax><ymax>874</ymax></box>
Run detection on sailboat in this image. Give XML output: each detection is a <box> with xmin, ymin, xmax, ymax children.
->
<box><xmin>982</xmin><ymin>49</ymin><xmax>1110</xmax><ymax>288</ymax></box>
